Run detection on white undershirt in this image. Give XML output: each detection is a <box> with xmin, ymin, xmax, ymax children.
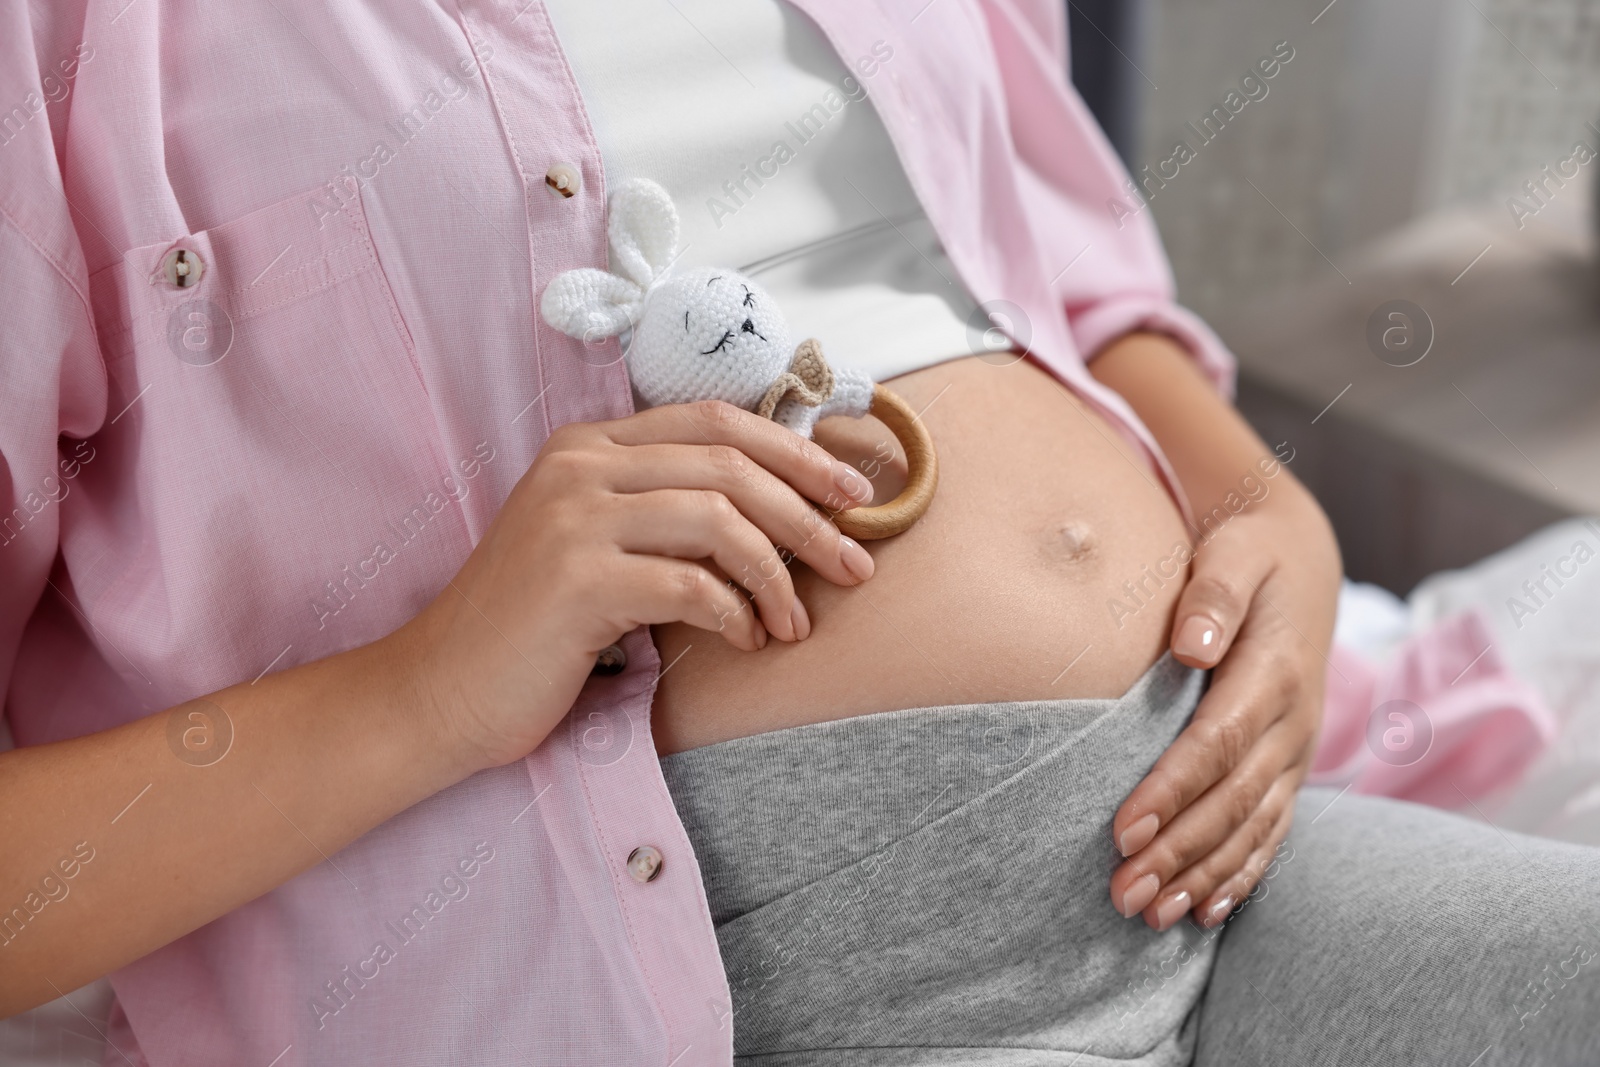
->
<box><xmin>544</xmin><ymin>0</ymin><xmax>981</xmax><ymax>381</ymax></box>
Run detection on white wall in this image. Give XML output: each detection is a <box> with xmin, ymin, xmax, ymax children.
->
<box><xmin>1137</xmin><ymin>0</ymin><xmax>1598</xmax><ymax>321</ymax></box>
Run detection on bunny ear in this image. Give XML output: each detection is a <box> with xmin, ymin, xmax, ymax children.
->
<box><xmin>540</xmin><ymin>267</ymin><xmax>644</xmax><ymax>342</ymax></box>
<box><xmin>607</xmin><ymin>178</ymin><xmax>680</xmax><ymax>289</ymax></box>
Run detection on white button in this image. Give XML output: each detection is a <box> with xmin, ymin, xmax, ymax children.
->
<box><xmin>545</xmin><ymin>163</ymin><xmax>581</xmax><ymax>199</ymax></box>
<box><xmin>626</xmin><ymin>845</ymin><xmax>663</xmax><ymax>884</ymax></box>
<box><xmin>159</xmin><ymin>247</ymin><xmax>205</xmax><ymax>289</ymax></box>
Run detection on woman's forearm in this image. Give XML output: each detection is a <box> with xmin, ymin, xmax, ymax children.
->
<box><xmin>1</xmin><ymin>395</ymin><xmax>880</xmax><ymax>1019</ymax></box>
<box><xmin>1087</xmin><ymin>331</ymin><xmax>1300</xmax><ymax>520</ymax></box>
<box><xmin>0</xmin><ymin>626</ymin><xmax>469</xmax><ymax>1018</ymax></box>
<box><xmin>1087</xmin><ymin>329</ymin><xmax>1339</xmax><ymax>648</ymax></box>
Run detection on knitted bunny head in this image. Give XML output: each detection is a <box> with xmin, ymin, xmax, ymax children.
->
<box><xmin>629</xmin><ymin>265</ymin><xmax>793</xmax><ymax>410</ymax></box>
<box><xmin>540</xmin><ymin>178</ymin><xmax>872</xmax><ymax>437</ymax></box>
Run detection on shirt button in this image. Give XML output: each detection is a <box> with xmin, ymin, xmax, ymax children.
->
<box><xmin>591</xmin><ymin>644</ymin><xmax>627</xmax><ymax>676</ymax></box>
<box><xmin>545</xmin><ymin>163</ymin><xmax>582</xmax><ymax>199</ymax></box>
<box><xmin>159</xmin><ymin>247</ymin><xmax>205</xmax><ymax>289</ymax></box>
<box><xmin>627</xmin><ymin>845</ymin><xmax>664</xmax><ymax>884</ymax></box>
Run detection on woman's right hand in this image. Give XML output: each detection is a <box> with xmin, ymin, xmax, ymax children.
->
<box><xmin>3</xmin><ymin>403</ymin><xmax>876</xmax><ymax>1016</ymax></box>
<box><xmin>398</xmin><ymin>399</ymin><xmax>878</xmax><ymax>772</ymax></box>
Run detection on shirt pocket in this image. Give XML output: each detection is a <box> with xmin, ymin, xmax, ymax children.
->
<box><xmin>80</xmin><ymin>178</ymin><xmax>472</xmax><ymax>698</ymax></box>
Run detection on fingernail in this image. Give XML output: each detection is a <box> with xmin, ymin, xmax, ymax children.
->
<box><xmin>1119</xmin><ymin>873</ymin><xmax>1160</xmax><ymax>918</ymax></box>
<box><xmin>839</xmin><ymin>536</ymin><xmax>874</xmax><ymax>582</ymax></box>
<box><xmin>1118</xmin><ymin>813</ymin><xmax>1159</xmax><ymax>857</ymax></box>
<box><xmin>754</xmin><ymin>624</ymin><xmax>768</xmax><ymax>650</ymax></box>
<box><xmin>789</xmin><ymin>597</ymin><xmax>810</xmax><ymax>641</ymax></box>
<box><xmin>834</xmin><ymin>464</ymin><xmax>874</xmax><ymax>506</ymax></box>
<box><xmin>1204</xmin><ymin>896</ymin><xmax>1236</xmax><ymax>927</ymax></box>
<box><xmin>1154</xmin><ymin>891</ymin><xmax>1191</xmax><ymax>931</ymax></box>
<box><xmin>1173</xmin><ymin>615</ymin><xmax>1220</xmax><ymax>665</ymax></box>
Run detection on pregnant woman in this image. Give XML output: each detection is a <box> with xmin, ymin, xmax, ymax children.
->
<box><xmin>2</xmin><ymin>2</ymin><xmax>1597</xmax><ymax>1065</ymax></box>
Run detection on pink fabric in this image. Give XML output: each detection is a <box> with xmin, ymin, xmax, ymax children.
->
<box><xmin>1</xmin><ymin>2</ymin><xmax>1234</xmax><ymax>1064</ymax></box>
<box><xmin>1312</xmin><ymin>610</ymin><xmax>1558</xmax><ymax>809</ymax></box>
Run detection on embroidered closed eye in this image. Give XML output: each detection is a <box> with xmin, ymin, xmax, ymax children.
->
<box><xmin>702</xmin><ymin>329</ymin><xmax>735</xmax><ymax>355</ymax></box>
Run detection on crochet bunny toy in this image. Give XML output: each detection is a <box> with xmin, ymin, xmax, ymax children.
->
<box><xmin>540</xmin><ymin>178</ymin><xmax>936</xmax><ymax>539</ymax></box>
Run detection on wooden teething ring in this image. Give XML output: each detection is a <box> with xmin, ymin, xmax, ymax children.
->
<box><xmin>833</xmin><ymin>384</ymin><xmax>939</xmax><ymax>541</ymax></box>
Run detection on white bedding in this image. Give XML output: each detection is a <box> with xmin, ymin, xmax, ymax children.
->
<box><xmin>1407</xmin><ymin>517</ymin><xmax>1600</xmax><ymax>845</ymax></box>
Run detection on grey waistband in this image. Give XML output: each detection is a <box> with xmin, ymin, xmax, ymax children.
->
<box><xmin>659</xmin><ymin>653</ymin><xmax>1218</xmax><ymax>1065</ymax></box>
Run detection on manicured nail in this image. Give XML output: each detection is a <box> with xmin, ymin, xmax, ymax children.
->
<box><xmin>1120</xmin><ymin>873</ymin><xmax>1160</xmax><ymax>918</ymax></box>
<box><xmin>1204</xmin><ymin>895</ymin><xmax>1236</xmax><ymax>927</ymax></box>
<box><xmin>1154</xmin><ymin>891</ymin><xmax>1192</xmax><ymax>931</ymax></box>
<box><xmin>839</xmin><ymin>536</ymin><xmax>875</xmax><ymax>582</ymax></box>
<box><xmin>789</xmin><ymin>596</ymin><xmax>810</xmax><ymax>641</ymax></box>
<box><xmin>1119</xmin><ymin>813</ymin><xmax>1159</xmax><ymax>857</ymax></box>
<box><xmin>1173</xmin><ymin>615</ymin><xmax>1220</xmax><ymax>665</ymax></box>
<box><xmin>834</xmin><ymin>464</ymin><xmax>874</xmax><ymax>506</ymax></box>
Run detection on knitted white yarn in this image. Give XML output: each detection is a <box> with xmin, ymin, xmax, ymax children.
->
<box><xmin>540</xmin><ymin>178</ymin><xmax>874</xmax><ymax>439</ymax></box>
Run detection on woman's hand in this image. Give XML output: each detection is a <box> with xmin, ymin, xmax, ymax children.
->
<box><xmin>0</xmin><ymin>398</ymin><xmax>878</xmax><ymax>1016</ymax></box>
<box><xmin>397</xmin><ymin>400</ymin><xmax>877</xmax><ymax>772</ymax></box>
<box><xmin>1108</xmin><ymin>484</ymin><xmax>1340</xmax><ymax>931</ymax></box>
<box><xmin>1086</xmin><ymin>330</ymin><xmax>1341</xmax><ymax>933</ymax></box>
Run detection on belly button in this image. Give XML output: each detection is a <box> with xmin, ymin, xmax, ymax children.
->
<box><xmin>1049</xmin><ymin>521</ymin><xmax>1096</xmax><ymax>562</ymax></box>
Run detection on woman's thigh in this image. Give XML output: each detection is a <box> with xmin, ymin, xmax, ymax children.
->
<box><xmin>1196</xmin><ymin>787</ymin><xmax>1600</xmax><ymax>1066</ymax></box>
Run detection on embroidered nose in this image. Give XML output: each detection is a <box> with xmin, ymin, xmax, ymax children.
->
<box><xmin>741</xmin><ymin>318</ymin><xmax>764</xmax><ymax>340</ymax></box>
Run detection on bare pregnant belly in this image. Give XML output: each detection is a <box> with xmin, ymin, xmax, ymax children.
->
<box><xmin>650</xmin><ymin>355</ymin><xmax>1192</xmax><ymax>756</ymax></box>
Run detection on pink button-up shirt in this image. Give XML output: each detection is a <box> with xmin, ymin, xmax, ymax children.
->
<box><xmin>0</xmin><ymin>2</ymin><xmax>1234</xmax><ymax>1063</ymax></box>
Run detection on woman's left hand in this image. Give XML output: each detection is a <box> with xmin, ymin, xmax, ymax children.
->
<box><xmin>1107</xmin><ymin>482</ymin><xmax>1341</xmax><ymax>932</ymax></box>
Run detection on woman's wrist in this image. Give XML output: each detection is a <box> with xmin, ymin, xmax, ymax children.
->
<box><xmin>381</xmin><ymin>578</ymin><xmax>601</xmax><ymax>776</ymax></box>
<box><xmin>1089</xmin><ymin>331</ymin><xmax>1276</xmax><ymax>512</ymax></box>
<box><xmin>1089</xmin><ymin>331</ymin><xmax>1337</xmax><ymax>562</ymax></box>
<box><xmin>371</xmin><ymin>608</ymin><xmax>509</xmax><ymax>785</ymax></box>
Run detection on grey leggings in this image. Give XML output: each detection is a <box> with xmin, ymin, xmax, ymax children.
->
<box><xmin>658</xmin><ymin>655</ymin><xmax>1600</xmax><ymax>1065</ymax></box>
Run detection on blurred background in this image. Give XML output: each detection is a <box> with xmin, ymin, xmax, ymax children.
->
<box><xmin>1072</xmin><ymin>0</ymin><xmax>1600</xmax><ymax>594</ymax></box>
<box><xmin>1066</xmin><ymin>0</ymin><xmax>1600</xmax><ymax>846</ymax></box>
